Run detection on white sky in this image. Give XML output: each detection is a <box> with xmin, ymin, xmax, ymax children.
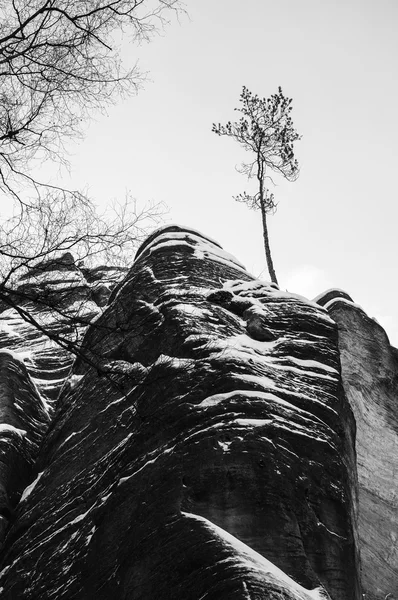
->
<box><xmin>54</xmin><ymin>0</ymin><xmax>398</xmax><ymax>344</ymax></box>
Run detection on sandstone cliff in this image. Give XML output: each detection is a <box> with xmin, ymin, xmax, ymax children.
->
<box><xmin>0</xmin><ymin>226</ymin><xmax>395</xmax><ymax>599</ymax></box>
<box><xmin>317</xmin><ymin>290</ymin><xmax>398</xmax><ymax>600</ymax></box>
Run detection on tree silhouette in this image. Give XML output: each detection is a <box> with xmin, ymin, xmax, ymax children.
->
<box><xmin>213</xmin><ymin>86</ymin><xmax>301</xmax><ymax>285</ymax></box>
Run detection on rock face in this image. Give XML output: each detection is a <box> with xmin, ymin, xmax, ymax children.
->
<box><xmin>0</xmin><ymin>254</ymin><xmax>127</xmax><ymax>537</ymax></box>
<box><xmin>0</xmin><ymin>226</ymin><xmax>393</xmax><ymax>598</ymax></box>
<box><xmin>0</xmin><ymin>351</ymin><xmax>50</xmax><ymax>548</ymax></box>
<box><xmin>0</xmin><ymin>254</ymin><xmax>127</xmax><ymax>404</ymax></box>
<box><xmin>317</xmin><ymin>291</ymin><xmax>398</xmax><ymax>600</ymax></box>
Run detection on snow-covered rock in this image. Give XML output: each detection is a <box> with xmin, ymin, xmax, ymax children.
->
<box><xmin>0</xmin><ymin>226</ymin><xmax>363</xmax><ymax>599</ymax></box>
<box><xmin>0</xmin><ymin>253</ymin><xmax>127</xmax><ymax>550</ymax></box>
<box><xmin>0</xmin><ymin>351</ymin><xmax>49</xmax><ymax>548</ymax></box>
<box><xmin>0</xmin><ymin>227</ymin><xmax>394</xmax><ymax>599</ymax></box>
<box><xmin>0</xmin><ymin>254</ymin><xmax>126</xmax><ymax>404</ymax></box>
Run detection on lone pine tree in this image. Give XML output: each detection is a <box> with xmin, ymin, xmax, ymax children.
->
<box><xmin>213</xmin><ymin>86</ymin><xmax>301</xmax><ymax>285</ymax></box>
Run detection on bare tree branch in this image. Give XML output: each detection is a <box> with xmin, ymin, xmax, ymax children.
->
<box><xmin>0</xmin><ymin>0</ymin><xmax>182</xmax><ymax>365</ymax></box>
<box><xmin>0</xmin><ymin>0</ymin><xmax>183</xmax><ymax>202</ymax></box>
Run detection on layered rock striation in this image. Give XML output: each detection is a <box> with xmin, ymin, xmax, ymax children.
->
<box><xmin>0</xmin><ymin>351</ymin><xmax>50</xmax><ymax>549</ymax></box>
<box><xmin>0</xmin><ymin>254</ymin><xmax>127</xmax><ymax>549</ymax></box>
<box><xmin>316</xmin><ymin>290</ymin><xmax>398</xmax><ymax>600</ymax></box>
<box><xmin>0</xmin><ymin>253</ymin><xmax>127</xmax><ymax>404</ymax></box>
<box><xmin>0</xmin><ymin>226</ymin><xmax>364</xmax><ymax>599</ymax></box>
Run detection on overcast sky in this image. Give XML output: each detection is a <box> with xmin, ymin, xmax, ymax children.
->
<box><xmin>57</xmin><ymin>0</ymin><xmax>398</xmax><ymax>344</ymax></box>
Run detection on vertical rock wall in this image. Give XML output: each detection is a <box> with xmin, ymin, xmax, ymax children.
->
<box><xmin>0</xmin><ymin>227</ymin><xmax>361</xmax><ymax>598</ymax></box>
<box><xmin>0</xmin><ymin>351</ymin><xmax>50</xmax><ymax>548</ymax></box>
<box><xmin>322</xmin><ymin>293</ymin><xmax>398</xmax><ymax>599</ymax></box>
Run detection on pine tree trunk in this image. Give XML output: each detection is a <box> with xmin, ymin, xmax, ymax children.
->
<box><xmin>260</xmin><ymin>199</ymin><xmax>278</xmax><ymax>286</ymax></box>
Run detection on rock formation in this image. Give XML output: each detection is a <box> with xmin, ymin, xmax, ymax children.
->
<box><xmin>0</xmin><ymin>226</ymin><xmax>395</xmax><ymax>599</ymax></box>
<box><xmin>317</xmin><ymin>291</ymin><xmax>398</xmax><ymax>600</ymax></box>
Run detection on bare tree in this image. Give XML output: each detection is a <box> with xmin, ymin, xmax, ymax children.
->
<box><xmin>0</xmin><ymin>189</ymin><xmax>166</xmax><ymax>360</ymax></box>
<box><xmin>212</xmin><ymin>86</ymin><xmax>301</xmax><ymax>285</ymax></box>
<box><xmin>0</xmin><ymin>0</ymin><xmax>182</xmax><ymax>361</ymax></box>
<box><xmin>0</xmin><ymin>191</ymin><xmax>166</xmax><ymax>284</ymax></box>
<box><xmin>0</xmin><ymin>0</ymin><xmax>182</xmax><ymax>201</ymax></box>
